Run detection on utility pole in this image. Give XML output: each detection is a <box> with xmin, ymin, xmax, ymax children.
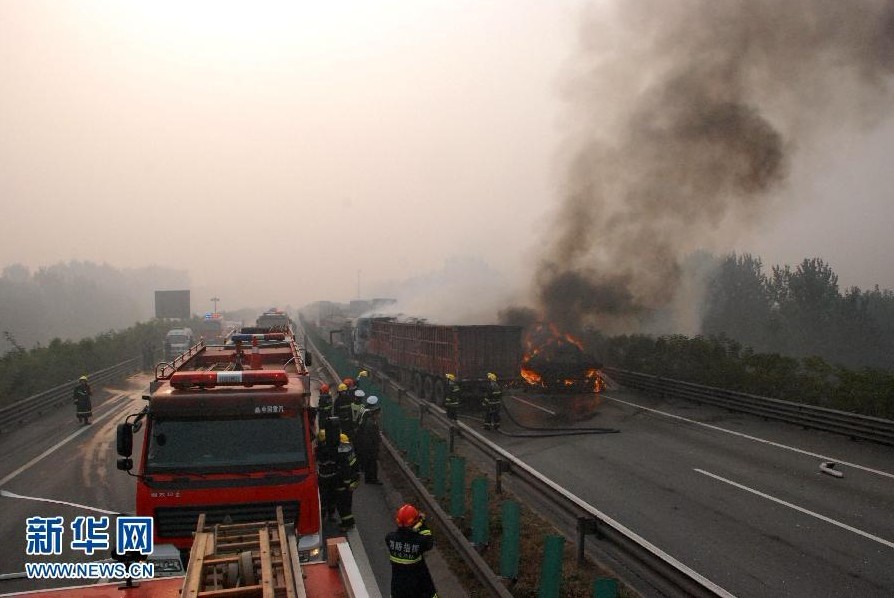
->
<box><xmin>210</xmin><ymin>297</ymin><xmax>220</xmax><ymax>314</ymax></box>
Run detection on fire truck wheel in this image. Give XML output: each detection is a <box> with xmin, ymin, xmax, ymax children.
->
<box><xmin>239</xmin><ymin>550</ymin><xmax>256</xmax><ymax>586</ymax></box>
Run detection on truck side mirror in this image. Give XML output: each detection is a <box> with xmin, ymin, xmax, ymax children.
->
<box><xmin>116</xmin><ymin>423</ymin><xmax>133</xmax><ymax>457</ymax></box>
<box><xmin>305</xmin><ymin>352</ymin><xmax>313</xmax><ymax>366</ymax></box>
<box><xmin>116</xmin><ymin>457</ymin><xmax>133</xmax><ymax>471</ymax></box>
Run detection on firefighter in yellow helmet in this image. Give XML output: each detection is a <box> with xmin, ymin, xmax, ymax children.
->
<box><xmin>386</xmin><ymin>503</ymin><xmax>436</xmax><ymax>598</ymax></box>
<box><xmin>334</xmin><ymin>432</ymin><xmax>360</xmax><ymax>532</ymax></box>
<box><xmin>73</xmin><ymin>375</ymin><xmax>93</xmax><ymax>425</ymax></box>
<box><xmin>314</xmin><ymin>428</ymin><xmax>339</xmax><ymax>521</ymax></box>
<box><xmin>444</xmin><ymin>373</ymin><xmax>460</xmax><ymax>421</ymax></box>
<box><xmin>482</xmin><ymin>372</ymin><xmax>502</xmax><ymax>431</ymax></box>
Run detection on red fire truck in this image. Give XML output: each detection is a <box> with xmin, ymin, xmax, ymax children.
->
<box><xmin>115</xmin><ymin>328</ymin><xmax>322</xmax><ymax>572</ymax></box>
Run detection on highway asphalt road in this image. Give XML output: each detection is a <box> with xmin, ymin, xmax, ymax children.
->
<box><xmin>0</xmin><ymin>375</ymin><xmax>148</xmax><ymax>594</ymax></box>
<box><xmin>497</xmin><ymin>386</ymin><xmax>894</xmax><ymax>597</ymax></box>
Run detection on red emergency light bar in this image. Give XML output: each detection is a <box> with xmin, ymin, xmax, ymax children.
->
<box><xmin>170</xmin><ymin>370</ymin><xmax>289</xmax><ymax>389</ymax></box>
<box><xmin>231</xmin><ymin>333</ymin><xmax>287</xmax><ymax>343</ymax></box>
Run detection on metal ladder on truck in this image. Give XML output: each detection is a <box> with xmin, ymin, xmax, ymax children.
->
<box><xmin>180</xmin><ymin>507</ymin><xmax>306</xmax><ymax>598</ymax></box>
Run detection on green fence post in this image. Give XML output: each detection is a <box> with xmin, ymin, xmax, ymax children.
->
<box><xmin>449</xmin><ymin>455</ymin><xmax>466</xmax><ymax>519</ymax></box>
<box><xmin>538</xmin><ymin>535</ymin><xmax>564</xmax><ymax>598</ymax></box>
<box><xmin>419</xmin><ymin>429</ymin><xmax>431</xmax><ymax>480</ymax></box>
<box><xmin>500</xmin><ymin>500</ymin><xmax>520</xmax><ymax>580</ymax></box>
<box><xmin>433</xmin><ymin>438</ymin><xmax>447</xmax><ymax>500</ymax></box>
<box><xmin>593</xmin><ymin>578</ymin><xmax>618</xmax><ymax>598</ymax></box>
<box><xmin>470</xmin><ymin>477</ymin><xmax>489</xmax><ymax>546</ymax></box>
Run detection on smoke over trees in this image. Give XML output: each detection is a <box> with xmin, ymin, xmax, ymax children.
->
<box><xmin>535</xmin><ymin>0</ymin><xmax>894</xmax><ymax>335</ymax></box>
<box><xmin>0</xmin><ymin>261</ymin><xmax>189</xmax><ymax>353</ymax></box>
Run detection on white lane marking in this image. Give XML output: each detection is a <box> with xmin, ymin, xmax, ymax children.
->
<box><xmin>0</xmin><ymin>392</ymin><xmax>131</xmax><ymax>487</ymax></box>
<box><xmin>694</xmin><ymin>469</ymin><xmax>894</xmax><ymax>550</ymax></box>
<box><xmin>507</xmin><ymin>395</ymin><xmax>557</xmax><ymax>415</ymax></box>
<box><xmin>604</xmin><ymin>394</ymin><xmax>894</xmax><ymax>480</ymax></box>
<box><xmin>0</xmin><ymin>489</ymin><xmax>122</xmax><ymax>515</ymax></box>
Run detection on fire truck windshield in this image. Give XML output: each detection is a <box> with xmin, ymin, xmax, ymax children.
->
<box><xmin>146</xmin><ymin>415</ymin><xmax>307</xmax><ymax>473</ymax></box>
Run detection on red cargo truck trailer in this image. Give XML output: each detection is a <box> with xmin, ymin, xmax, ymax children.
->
<box><xmin>360</xmin><ymin>318</ymin><xmax>522</xmax><ymax>404</ymax></box>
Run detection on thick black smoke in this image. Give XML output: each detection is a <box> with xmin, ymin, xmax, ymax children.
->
<box><xmin>536</xmin><ymin>0</ymin><xmax>894</xmax><ymax>335</ymax></box>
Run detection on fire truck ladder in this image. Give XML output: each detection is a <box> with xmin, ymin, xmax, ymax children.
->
<box><xmin>181</xmin><ymin>506</ymin><xmax>306</xmax><ymax>598</ymax></box>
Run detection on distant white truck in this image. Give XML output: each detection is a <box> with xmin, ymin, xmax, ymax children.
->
<box><xmin>164</xmin><ymin>327</ymin><xmax>194</xmax><ymax>361</ymax></box>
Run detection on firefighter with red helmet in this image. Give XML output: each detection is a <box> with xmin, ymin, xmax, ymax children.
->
<box><xmin>385</xmin><ymin>503</ymin><xmax>437</xmax><ymax>598</ymax></box>
<box><xmin>315</xmin><ymin>383</ymin><xmax>333</xmax><ymax>429</ymax></box>
<box><xmin>335</xmin><ymin>382</ymin><xmax>354</xmax><ymax>437</ymax></box>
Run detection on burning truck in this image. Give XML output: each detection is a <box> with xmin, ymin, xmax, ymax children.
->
<box><xmin>349</xmin><ymin>317</ymin><xmax>605</xmax><ymax>406</ymax></box>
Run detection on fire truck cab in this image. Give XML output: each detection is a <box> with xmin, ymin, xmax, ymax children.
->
<box><xmin>116</xmin><ymin>328</ymin><xmax>321</xmax><ymax>574</ymax></box>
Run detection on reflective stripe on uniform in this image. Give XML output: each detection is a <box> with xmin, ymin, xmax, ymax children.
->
<box><xmin>389</xmin><ymin>555</ymin><xmax>422</xmax><ymax>564</ymax></box>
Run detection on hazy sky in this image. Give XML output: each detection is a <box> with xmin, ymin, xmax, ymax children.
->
<box><xmin>2</xmin><ymin>1</ymin><xmax>892</xmax><ymax>321</ymax></box>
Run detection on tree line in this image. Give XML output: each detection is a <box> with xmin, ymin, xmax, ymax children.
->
<box><xmin>0</xmin><ymin>320</ymin><xmax>171</xmax><ymax>406</ymax></box>
<box><xmin>585</xmin><ymin>254</ymin><xmax>894</xmax><ymax>419</ymax></box>
<box><xmin>0</xmin><ymin>261</ymin><xmax>189</xmax><ymax>354</ymax></box>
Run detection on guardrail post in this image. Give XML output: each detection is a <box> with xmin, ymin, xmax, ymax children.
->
<box><xmin>419</xmin><ymin>401</ymin><xmax>429</xmax><ymax>426</ymax></box>
<box><xmin>419</xmin><ymin>429</ymin><xmax>431</xmax><ymax>480</ymax></box>
<box><xmin>500</xmin><ymin>500</ymin><xmax>520</xmax><ymax>581</ymax></box>
<box><xmin>538</xmin><ymin>535</ymin><xmax>565</xmax><ymax>598</ymax></box>
<box><xmin>470</xmin><ymin>476</ymin><xmax>489</xmax><ymax>548</ymax></box>
<box><xmin>449</xmin><ymin>455</ymin><xmax>466</xmax><ymax>520</ymax></box>
<box><xmin>408</xmin><ymin>419</ymin><xmax>421</xmax><ymax>471</ymax></box>
<box><xmin>495</xmin><ymin>459</ymin><xmax>510</xmax><ymax>494</ymax></box>
<box><xmin>577</xmin><ymin>517</ymin><xmax>598</xmax><ymax>566</ymax></box>
<box><xmin>396</xmin><ymin>387</ymin><xmax>404</xmax><ymax>406</ymax></box>
<box><xmin>433</xmin><ymin>438</ymin><xmax>447</xmax><ymax>500</ymax></box>
<box><xmin>593</xmin><ymin>578</ymin><xmax>619</xmax><ymax>598</ymax></box>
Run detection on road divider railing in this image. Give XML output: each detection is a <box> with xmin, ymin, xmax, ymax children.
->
<box><xmin>301</xmin><ymin>322</ymin><xmax>731</xmax><ymax>597</ymax></box>
<box><xmin>604</xmin><ymin>367</ymin><xmax>894</xmax><ymax>446</ymax></box>
<box><xmin>0</xmin><ymin>358</ymin><xmax>141</xmax><ymax>434</ymax></box>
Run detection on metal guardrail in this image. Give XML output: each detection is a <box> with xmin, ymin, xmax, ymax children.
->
<box><xmin>604</xmin><ymin>367</ymin><xmax>894</xmax><ymax>446</ymax></box>
<box><xmin>0</xmin><ymin>358</ymin><xmax>141</xmax><ymax>434</ymax></box>
<box><xmin>303</xmin><ymin>326</ymin><xmax>732</xmax><ymax>597</ymax></box>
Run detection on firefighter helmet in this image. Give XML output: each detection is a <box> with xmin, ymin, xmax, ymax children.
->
<box><xmin>487</xmin><ymin>372</ymin><xmax>497</xmax><ymax>381</ymax></box>
<box><xmin>358</xmin><ymin>370</ymin><xmax>368</xmax><ymax>378</ymax></box>
<box><xmin>339</xmin><ymin>433</ymin><xmax>350</xmax><ymax>443</ymax></box>
<box><xmin>366</xmin><ymin>395</ymin><xmax>379</xmax><ymax>410</ymax></box>
<box><xmin>79</xmin><ymin>375</ymin><xmax>88</xmax><ymax>381</ymax></box>
<box><xmin>338</xmin><ymin>383</ymin><xmax>348</xmax><ymax>392</ymax></box>
<box><xmin>320</xmin><ymin>383</ymin><xmax>330</xmax><ymax>393</ymax></box>
<box><xmin>317</xmin><ymin>430</ymin><xmax>326</xmax><ymax>441</ymax></box>
<box><xmin>353</xmin><ymin>389</ymin><xmax>366</xmax><ymax>401</ymax></box>
<box><xmin>395</xmin><ymin>504</ymin><xmax>421</xmax><ymax>527</ymax></box>
<box><xmin>445</xmin><ymin>373</ymin><xmax>455</xmax><ymax>381</ymax></box>
<box><xmin>343</xmin><ymin>377</ymin><xmax>354</xmax><ymax>387</ymax></box>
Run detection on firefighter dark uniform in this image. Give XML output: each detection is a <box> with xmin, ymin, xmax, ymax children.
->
<box><xmin>351</xmin><ymin>389</ymin><xmax>366</xmax><ymax>430</ymax></box>
<box><xmin>482</xmin><ymin>373</ymin><xmax>502</xmax><ymax>431</ymax></box>
<box><xmin>355</xmin><ymin>396</ymin><xmax>382</xmax><ymax>484</ymax></box>
<box><xmin>72</xmin><ymin>376</ymin><xmax>93</xmax><ymax>425</ymax></box>
<box><xmin>386</xmin><ymin>504</ymin><xmax>437</xmax><ymax>598</ymax></box>
<box><xmin>335</xmin><ymin>433</ymin><xmax>360</xmax><ymax>531</ymax></box>
<box><xmin>335</xmin><ymin>383</ymin><xmax>355</xmax><ymax>438</ymax></box>
<box><xmin>444</xmin><ymin>374</ymin><xmax>460</xmax><ymax>421</ymax></box>
<box><xmin>315</xmin><ymin>431</ymin><xmax>339</xmax><ymax>521</ymax></box>
<box><xmin>315</xmin><ymin>384</ymin><xmax>333</xmax><ymax>430</ymax></box>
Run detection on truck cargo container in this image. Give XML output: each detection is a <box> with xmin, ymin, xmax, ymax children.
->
<box><xmin>360</xmin><ymin>318</ymin><xmax>522</xmax><ymax>405</ymax></box>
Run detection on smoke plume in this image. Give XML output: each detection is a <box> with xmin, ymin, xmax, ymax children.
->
<box><xmin>537</xmin><ymin>0</ymin><xmax>894</xmax><ymax>335</ymax></box>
